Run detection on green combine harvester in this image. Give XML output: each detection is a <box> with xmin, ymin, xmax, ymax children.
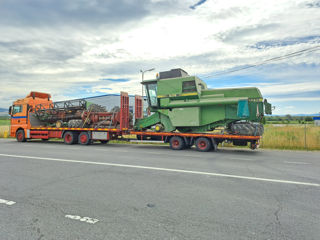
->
<box><xmin>134</xmin><ymin>68</ymin><xmax>272</xmax><ymax>136</ymax></box>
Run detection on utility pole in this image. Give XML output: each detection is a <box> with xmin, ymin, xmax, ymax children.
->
<box><xmin>140</xmin><ymin>68</ymin><xmax>155</xmax><ymax>97</ymax></box>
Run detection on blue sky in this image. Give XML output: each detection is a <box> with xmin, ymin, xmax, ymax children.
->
<box><xmin>0</xmin><ymin>0</ymin><xmax>319</xmax><ymax>115</ymax></box>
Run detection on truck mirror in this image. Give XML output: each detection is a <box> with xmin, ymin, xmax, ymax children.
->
<box><xmin>8</xmin><ymin>106</ymin><xmax>12</xmax><ymax>115</ymax></box>
<box><xmin>264</xmin><ymin>99</ymin><xmax>272</xmax><ymax>115</ymax></box>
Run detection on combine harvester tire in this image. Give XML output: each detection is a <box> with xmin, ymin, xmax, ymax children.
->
<box><xmin>230</xmin><ymin>122</ymin><xmax>264</xmax><ymax>136</ymax></box>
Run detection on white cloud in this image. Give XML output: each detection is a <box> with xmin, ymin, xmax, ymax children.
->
<box><xmin>0</xmin><ymin>0</ymin><xmax>320</xmax><ymax>114</ymax></box>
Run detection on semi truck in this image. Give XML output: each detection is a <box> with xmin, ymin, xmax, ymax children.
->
<box><xmin>8</xmin><ymin>69</ymin><xmax>272</xmax><ymax>152</ymax></box>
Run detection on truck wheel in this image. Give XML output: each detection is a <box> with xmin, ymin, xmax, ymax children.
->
<box><xmin>78</xmin><ymin>132</ymin><xmax>91</xmax><ymax>145</ymax></box>
<box><xmin>100</xmin><ymin>140</ymin><xmax>109</xmax><ymax>144</ymax></box>
<box><xmin>169</xmin><ymin>136</ymin><xmax>185</xmax><ymax>150</ymax></box>
<box><xmin>16</xmin><ymin>129</ymin><xmax>26</xmax><ymax>142</ymax></box>
<box><xmin>195</xmin><ymin>137</ymin><xmax>212</xmax><ymax>152</ymax></box>
<box><xmin>64</xmin><ymin>131</ymin><xmax>77</xmax><ymax>145</ymax></box>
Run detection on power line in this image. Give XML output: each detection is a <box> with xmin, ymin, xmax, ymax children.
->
<box><xmin>201</xmin><ymin>45</ymin><xmax>320</xmax><ymax>78</ymax></box>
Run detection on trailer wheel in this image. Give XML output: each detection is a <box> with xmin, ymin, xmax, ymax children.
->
<box><xmin>169</xmin><ymin>136</ymin><xmax>185</xmax><ymax>150</ymax></box>
<box><xmin>78</xmin><ymin>132</ymin><xmax>91</xmax><ymax>145</ymax></box>
<box><xmin>195</xmin><ymin>137</ymin><xmax>212</xmax><ymax>152</ymax></box>
<box><xmin>64</xmin><ymin>131</ymin><xmax>77</xmax><ymax>145</ymax></box>
<box><xmin>16</xmin><ymin>129</ymin><xmax>26</xmax><ymax>142</ymax></box>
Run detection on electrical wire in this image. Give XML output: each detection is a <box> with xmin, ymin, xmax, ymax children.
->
<box><xmin>201</xmin><ymin>45</ymin><xmax>320</xmax><ymax>78</ymax></box>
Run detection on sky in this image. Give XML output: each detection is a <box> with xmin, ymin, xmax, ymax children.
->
<box><xmin>0</xmin><ymin>0</ymin><xmax>319</xmax><ymax>115</ymax></box>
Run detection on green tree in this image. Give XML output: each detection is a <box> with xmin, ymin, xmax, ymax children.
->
<box><xmin>305</xmin><ymin>116</ymin><xmax>313</xmax><ymax>122</ymax></box>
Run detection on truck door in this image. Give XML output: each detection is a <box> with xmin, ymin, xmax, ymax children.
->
<box><xmin>11</xmin><ymin>104</ymin><xmax>28</xmax><ymax>127</ymax></box>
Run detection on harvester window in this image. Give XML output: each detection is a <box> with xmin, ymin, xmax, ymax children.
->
<box><xmin>146</xmin><ymin>83</ymin><xmax>158</xmax><ymax>107</ymax></box>
<box><xmin>12</xmin><ymin>105</ymin><xmax>22</xmax><ymax>114</ymax></box>
<box><xmin>182</xmin><ymin>80</ymin><xmax>196</xmax><ymax>93</ymax></box>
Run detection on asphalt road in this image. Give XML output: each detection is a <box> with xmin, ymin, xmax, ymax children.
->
<box><xmin>0</xmin><ymin>138</ymin><xmax>319</xmax><ymax>240</ymax></box>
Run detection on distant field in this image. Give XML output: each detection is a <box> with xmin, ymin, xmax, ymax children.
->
<box><xmin>0</xmin><ymin>119</ymin><xmax>10</xmax><ymax>126</ymax></box>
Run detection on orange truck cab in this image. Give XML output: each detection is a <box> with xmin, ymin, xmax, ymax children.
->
<box><xmin>9</xmin><ymin>91</ymin><xmax>52</xmax><ymax>141</ymax></box>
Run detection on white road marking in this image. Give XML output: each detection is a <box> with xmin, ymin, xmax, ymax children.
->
<box><xmin>65</xmin><ymin>214</ymin><xmax>99</xmax><ymax>224</ymax></box>
<box><xmin>0</xmin><ymin>198</ymin><xmax>16</xmax><ymax>206</ymax></box>
<box><xmin>284</xmin><ymin>161</ymin><xmax>310</xmax><ymax>165</ymax></box>
<box><xmin>0</xmin><ymin>153</ymin><xmax>319</xmax><ymax>187</ymax></box>
<box><xmin>229</xmin><ymin>158</ymin><xmax>256</xmax><ymax>161</ymax></box>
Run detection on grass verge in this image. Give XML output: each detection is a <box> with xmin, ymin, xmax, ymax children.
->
<box><xmin>260</xmin><ymin>125</ymin><xmax>320</xmax><ymax>150</ymax></box>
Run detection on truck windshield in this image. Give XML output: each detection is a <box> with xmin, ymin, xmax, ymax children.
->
<box><xmin>12</xmin><ymin>105</ymin><xmax>22</xmax><ymax>114</ymax></box>
<box><xmin>146</xmin><ymin>83</ymin><xmax>158</xmax><ymax>107</ymax></box>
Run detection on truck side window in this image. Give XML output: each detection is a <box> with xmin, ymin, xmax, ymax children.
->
<box><xmin>182</xmin><ymin>81</ymin><xmax>196</xmax><ymax>93</ymax></box>
<box><xmin>12</xmin><ymin>105</ymin><xmax>22</xmax><ymax>114</ymax></box>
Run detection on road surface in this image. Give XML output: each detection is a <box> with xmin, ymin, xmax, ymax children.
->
<box><xmin>0</xmin><ymin>138</ymin><xmax>319</xmax><ymax>239</ymax></box>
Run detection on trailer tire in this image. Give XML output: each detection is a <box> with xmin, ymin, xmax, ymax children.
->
<box><xmin>195</xmin><ymin>137</ymin><xmax>212</xmax><ymax>152</ymax></box>
<box><xmin>78</xmin><ymin>132</ymin><xmax>91</xmax><ymax>145</ymax></box>
<box><xmin>64</xmin><ymin>131</ymin><xmax>77</xmax><ymax>145</ymax></box>
<box><xmin>16</xmin><ymin>129</ymin><xmax>26</xmax><ymax>142</ymax></box>
<box><xmin>169</xmin><ymin>136</ymin><xmax>185</xmax><ymax>150</ymax></box>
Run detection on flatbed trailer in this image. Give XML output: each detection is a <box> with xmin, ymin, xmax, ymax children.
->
<box><xmin>20</xmin><ymin>127</ymin><xmax>260</xmax><ymax>152</ymax></box>
<box><xmin>10</xmin><ymin>91</ymin><xmax>261</xmax><ymax>152</ymax></box>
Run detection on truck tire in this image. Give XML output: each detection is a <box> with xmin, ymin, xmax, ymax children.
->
<box><xmin>169</xmin><ymin>136</ymin><xmax>185</xmax><ymax>150</ymax></box>
<box><xmin>100</xmin><ymin>140</ymin><xmax>109</xmax><ymax>144</ymax></box>
<box><xmin>16</xmin><ymin>129</ymin><xmax>26</xmax><ymax>142</ymax></box>
<box><xmin>68</xmin><ymin>119</ymin><xmax>83</xmax><ymax>128</ymax></box>
<box><xmin>195</xmin><ymin>137</ymin><xmax>212</xmax><ymax>152</ymax></box>
<box><xmin>230</xmin><ymin>122</ymin><xmax>264</xmax><ymax>136</ymax></box>
<box><xmin>64</xmin><ymin>131</ymin><xmax>77</xmax><ymax>145</ymax></box>
<box><xmin>78</xmin><ymin>132</ymin><xmax>90</xmax><ymax>145</ymax></box>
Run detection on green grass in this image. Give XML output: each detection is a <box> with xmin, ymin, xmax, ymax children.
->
<box><xmin>260</xmin><ymin>125</ymin><xmax>320</xmax><ymax>150</ymax></box>
<box><xmin>0</xmin><ymin>119</ymin><xmax>10</xmax><ymax>126</ymax></box>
